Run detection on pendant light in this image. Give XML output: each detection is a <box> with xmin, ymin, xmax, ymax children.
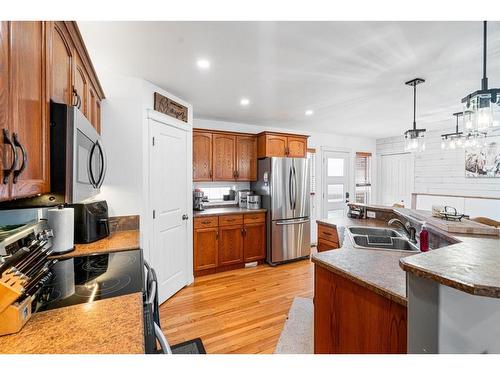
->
<box><xmin>404</xmin><ymin>78</ymin><xmax>426</xmax><ymax>152</ymax></box>
<box><xmin>441</xmin><ymin>112</ymin><xmax>465</xmax><ymax>150</ymax></box>
<box><xmin>462</xmin><ymin>21</ymin><xmax>500</xmax><ymax>135</ymax></box>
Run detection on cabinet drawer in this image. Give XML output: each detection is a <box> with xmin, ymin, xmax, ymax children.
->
<box><xmin>194</xmin><ymin>216</ymin><xmax>219</xmax><ymax>229</ymax></box>
<box><xmin>244</xmin><ymin>212</ymin><xmax>266</xmax><ymax>224</ymax></box>
<box><xmin>317</xmin><ymin>239</ymin><xmax>339</xmax><ymax>252</ymax></box>
<box><xmin>219</xmin><ymin>214</ymin><xmax>243</xmax><ymax>226</ymax></box>
<box><xmin>318</xmin><ymin>225</ymin><xmax>339</xmax><ymax>243</ymax></box>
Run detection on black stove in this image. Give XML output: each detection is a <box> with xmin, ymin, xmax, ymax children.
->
<box><xmin>34</xmin><ymin>249</ymin><xmax>144</xmax><ymax>312</ymax></box>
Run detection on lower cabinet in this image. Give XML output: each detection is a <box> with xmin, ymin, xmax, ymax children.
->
<box><xmin>317</xmin><ymin>223</ymin><xmax>340</xmax><ymax>251</ymax></box>
<box><xmin>193</xmin><ymin>212</ymin><xmax>266</xmax><ymax>276</ymax></box>
<box><xmin>193</xmin><ymin>227</ymin><xmax>218</xmax><ymax>271</ymax></box>
<box><xmin>218</xmin><ymin>225</ymin><xmax>244</xmax><ymax>266</ymax></box>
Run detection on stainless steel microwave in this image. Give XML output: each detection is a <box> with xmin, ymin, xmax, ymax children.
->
<box><xmin>50</xmin><ymin>102</ymin><xmax>107</xmax><ymax>204</ymax></box>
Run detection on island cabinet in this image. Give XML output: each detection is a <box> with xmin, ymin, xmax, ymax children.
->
<box><xmin>314</xmin><ymin>265</ymin><xmax>407</xmax><ymax>354</ymax></box>
<box><xmin>193</xmin><ymin>212</ymin><xmax>266</xmax><ymax>276</ymax></box>
<box><xmin>0</xmin><ymin>21</ymin><xmax>104</xmax><ymax>203</ymax></box>
<box><xmin>317</xmin><ymin>223</ymin><xmax>340</xmax><ymax>252</ymax></box>
<box><xmin>257</xmin><ymin>132</ymin><xmax>308</xmax><ymax>158</ymax></box>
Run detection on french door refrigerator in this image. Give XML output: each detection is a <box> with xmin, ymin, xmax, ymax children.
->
<box><xmin>251</xmin><ymin>157</ymin><xmax>310</xmax><ymax>265</ymax></box>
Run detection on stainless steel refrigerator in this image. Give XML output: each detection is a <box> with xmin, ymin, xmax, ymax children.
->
<box><xmin>251</xmin><ymin>157</ymin><xmax>310</xmax><ymax>265</ymax></box>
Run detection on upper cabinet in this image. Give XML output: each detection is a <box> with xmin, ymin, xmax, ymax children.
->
<box><xmin>50</xmin><ymin>21</ymin><xmax>104</xmax><ymax>133</ymax></box>
<box><xmin>0</xmin><ymin>21</ymin><xmax>104</xmax><ymax>203</ymax></box>
<box><xmin>212</xmin><ymin>133</ymin><xmax>236</xmax><ymax>181</ymax></box>
<box><xmin>193</xmin><ymin>131</ymin><xmax>213</xmax><ymax>181</ymax></box>
<box><xmin>235</xmin><ymin>135</ymin><xmax>257</xmax><ymax>181</ymax></box>
<box><xmin>257</xmin><ymin>132</ymin><xmax>308</xmax><ymax>158</ymax></box>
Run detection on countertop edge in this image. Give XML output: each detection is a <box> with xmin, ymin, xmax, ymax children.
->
<box><xmin>312</xmin><ymin>253</ymin><xmax>407</xmax><ymax>307</ymax></box>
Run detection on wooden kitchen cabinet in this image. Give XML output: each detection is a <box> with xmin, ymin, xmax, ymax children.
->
<box><xmin>50</xmin><ymin>21</ymin><xmax>74</xmax><ymax>106</ymax></box>
<box><xmin>193</xmin><ymin>212</ymin><xmax>266</xmax><ymax>276</ymax></box>
<box><xmin>235</xmin><ymin>135</ymin><xmax>257</xmax><ymax>181</ymax></box>
<box><xmin>257</xmin><ymin>132</ymin><xmax>308</xmax><ymax>158</ymax></box>
<box><xmin>0</xmin><ymin>21</ymin><xmax>104</xmax><ymax>204</ymax></box>
<box><xmin>6</xmin><ymin>21</ymin><xmax>50</xmax><ymax>200</ymax></box>
<box><xmin>73</xmin><ymin>52</ymin><xmax>88</xmax><ymax>117</ymax></box>
<box><xmin>212</xmin><ymin>133</ymin><xmax>236</xmax><ymax>181</ymax></box>
<box><xmin>193</xmin><ymin>131</ymin><xmax>213</xmax><ymax>181</ymax></box>
<box><xmin>243</xmin><ymin>222</ymin><xmax>266</xmax><ymax>262</ymax></box>
<box><xmin>193</xmin><ymin>227</ymin><xmax>218</xmax><ymax>272</ymax></box>
<box><xmin>317</xmin><ymin>223</ymin><xmax>340</xmax><ymax>252</ymax></box>
<box><xmin>218</xmin><ymin>224</ymin><xmax>244</xmax><ymax>266</ymax></box>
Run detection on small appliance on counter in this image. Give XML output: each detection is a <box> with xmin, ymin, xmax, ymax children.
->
<box><xmin>68</xmin><ymin>200</ymin><xmax>110</xmax><ymax>244</ymax></box>
<box><xmin>47</xmin><ymin>205</ymin><xmax>74</xmax><ymax>254</ymax></box>
<box><xmin>347</xmin><ymin>205</ymin><xmax>365</xmax><ymax>219</ymax></box>
<box><xmin>247</xmin><ymin>195</ymin><xmax>262</xmax><ymax>210</ymax></box>
<box><xmin>193</xmin><ymin>189</ymin><xmax>208</xmax><ymax>211</ymax></box>
<box><xmin>238</xmin><ymin>190</ymin><xmax>253</xmax><ymax>208</ymax></box>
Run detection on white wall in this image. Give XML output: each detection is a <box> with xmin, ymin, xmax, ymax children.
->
<box><xmin>97</xmin><ymin>71</ymin><xmax>193</xmax><ymax>260</ymax></box>
<box><xmin>195</xmin><ymin>118</ymin><xmax>377</xmax><ymax>242</ymax></box>
<box><xmin>377</xmin><ymin>130</ymin><xmax>500</xmax><ymax>200</ymax></box>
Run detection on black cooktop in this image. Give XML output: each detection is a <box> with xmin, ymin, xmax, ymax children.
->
<box><xmin>34</xmin><ymin>249</ymin><xmax>144</xmax><ymax>312</ymax></box>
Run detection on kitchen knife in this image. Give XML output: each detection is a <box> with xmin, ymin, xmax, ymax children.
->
<box><xmin>0</xmin><ymin>247</ymin><xmax>30</xmax><ymax>275</ymax></box>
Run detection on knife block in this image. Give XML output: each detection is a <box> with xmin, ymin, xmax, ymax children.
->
<box><xmin>0</xmin><ymin>296</ymin><xmax>32</xmax><ymax>336</ymax></box>
<box><xmin>0</xmin><ymin>273</ymin><xmax>26</xmax><ymax>313</ymax></box>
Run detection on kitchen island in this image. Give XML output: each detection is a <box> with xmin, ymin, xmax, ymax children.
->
<box><xmin>312</xmin><ymin>216</ymin><xmax>409</xmax><ymax>354</ymax></box>
<box><xmin>312</xmin><ymin>205</ymin><xmax>500</xmax><ymax>354</ymax></box>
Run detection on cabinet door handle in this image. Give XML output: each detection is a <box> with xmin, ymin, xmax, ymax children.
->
<box><xmin>12</xmin><ymin>133</ymin><xmax>27</xmax><ymax>184</ymax></box>
<box><xmin>216</xmin><ymin>231</ymin><xmax>219</xmax><ymax>240</ymax></box>
<box><xmin>72</xmin><ymin>87</ymin><xmax>81</xmax><ymax>109</ymax></box>
<box><xmin>2</xmin><ymin>129</ymin><xmax>17</xmax><ymax>184</ymax></box>
<box><xmin>209</xmin><ymin>170</ymin><xmax>213</xmax><ymax>178</ymax></box>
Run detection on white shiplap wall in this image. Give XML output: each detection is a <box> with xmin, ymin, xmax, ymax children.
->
<box><xmin>376</xmin><ymin>130</ymin><xmax>500</xmax><ymax>200</ymax></box>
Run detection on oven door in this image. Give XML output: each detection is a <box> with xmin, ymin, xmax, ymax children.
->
<box><xmin>72</xmin><ymin>109</ymin><xmax>106</xmax><ymax>202</ymax></box>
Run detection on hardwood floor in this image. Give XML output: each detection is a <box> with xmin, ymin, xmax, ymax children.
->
<box><xmin>159</xmin><ymin>258</ymin><xmax>314</xmax><ymax>354</ymax></box>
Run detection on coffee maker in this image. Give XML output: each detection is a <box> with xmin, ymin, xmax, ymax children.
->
<box><xmin>193</xmin><ymin>190</ymin><xmax>207</xmax><ymax>211</ymax></box>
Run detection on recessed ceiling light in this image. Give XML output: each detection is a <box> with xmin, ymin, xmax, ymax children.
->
<box><xmin>196</xmin><ymin>59</ymin><xmax>211</xmax><ymax>70</ymax></box>
<box><xmin>240</xmin><ymin>98</ymin><xmax>250</xmax><ymax>106</ymax></box>
<box><xmin>305</xmin><ymin>109</ymin><xmax>314</xmax><ymax>116</ymax></box>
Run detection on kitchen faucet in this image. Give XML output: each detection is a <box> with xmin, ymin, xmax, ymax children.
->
<box><xmin>388</xmin><ymin>218</ymin><xmax>417</xmax><ymax>243</ymax></box>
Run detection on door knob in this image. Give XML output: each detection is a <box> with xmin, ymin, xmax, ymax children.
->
<box><xmin>182</xmin><ymin>214</ymin><xmax>189</xmax><ymax>220</ymax></box>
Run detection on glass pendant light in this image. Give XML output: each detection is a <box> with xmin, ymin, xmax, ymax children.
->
<box><xmin>462</xmin><ymin>21</ymin><xmax>500</xmax><ymax>135</ymax></box>
<box><xmin>404</xmin><ymin>78</ymin><xmax>426</xmax><ymax>152</ymax></box>
<box><xmin>441</xmin><ymin>112</ymin><xmax>465</xmax><ymax>150</ymax></box>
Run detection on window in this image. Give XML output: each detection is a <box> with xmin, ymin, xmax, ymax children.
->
<box><xmin>307</xmin><ymin>149</ymin><xmax>316</xmax><ymax>195</ymax></box>
<box><xmin>196</xmin><ymin>185</ymin><xmax>235</xmax><ymax>201</ymax></box>
<box><xmin>355</xmin><ymin>152</ymin><xmax>372</xmax><ymax>204</ymax></box>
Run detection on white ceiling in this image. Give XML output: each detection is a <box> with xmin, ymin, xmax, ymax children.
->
<box><xmin>78</xmin><ymin>21</ymin><xmax>500</xmax><ymax>139</ymax></box>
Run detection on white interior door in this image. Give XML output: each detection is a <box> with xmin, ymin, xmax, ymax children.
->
<box><xmin>322</xmin><ymin>151</ymin><xmax>350</xmax><ymax>219</ymax></box>
<box><xmin>149</xmin><ymin>117</ymin><xmax>190</xmax><ymax>303</ymax></box>
<box><xmin>379</xmin><ymin>153</ymin><xmax>414</xmax><ymax>207</ymax></box>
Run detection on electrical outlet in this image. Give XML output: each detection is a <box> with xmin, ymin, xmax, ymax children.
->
<box><xmin>366</xmin><ymin>211</ymin><xmax>376</xmax><ymax>219</ymax></box>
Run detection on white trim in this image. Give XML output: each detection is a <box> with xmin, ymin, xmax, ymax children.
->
<box><xmin>147</xmin><ymin>109</ymin><xmax>193</xmax><ymax>131</ymax></box>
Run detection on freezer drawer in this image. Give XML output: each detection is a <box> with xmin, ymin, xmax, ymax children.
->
<box><xmin>270</xmin><ymin>218</ymin><xmax>311</xmax><ymax>264</ymax></box>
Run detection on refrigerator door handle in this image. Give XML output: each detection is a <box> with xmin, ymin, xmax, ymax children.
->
<box><xmin>275</xmin><ymin>218</ymin><xmax>310</xmax><ymax>225</ymax></box>
<box><xmin>288</xmin><ymin>165</ymin><xmax>293</xmax><ymax>210</ymax></box>
<box><xmin>292</xmin><ymin>164</ymin><xmax>297</xmax><ymax>211</ymax></box>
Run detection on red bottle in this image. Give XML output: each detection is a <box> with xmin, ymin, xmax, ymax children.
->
<box><xmin>419</xmin><ymin>223</ymin><xmax>429</xmax><ymax>252</ymax></box>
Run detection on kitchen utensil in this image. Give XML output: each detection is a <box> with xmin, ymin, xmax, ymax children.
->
<box><xmin>0</xmin><ymin>248</ymin><xmax>30</xmax><ymax>275</ymax></box>
<box><xmin>237</xmin><ymin>190</ymin><xmax>253</xmax><ymax>208</ymax></box>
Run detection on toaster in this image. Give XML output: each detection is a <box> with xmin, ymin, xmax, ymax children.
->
<box><xmin>69</xmin><ymin>200</ymin><xmax>110</xmax><ymax>244</ymax></box>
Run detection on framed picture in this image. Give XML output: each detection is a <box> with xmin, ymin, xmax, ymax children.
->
<box><xmin>465</xmin><ymin>136</ymin><xmax>500</xmax><ymax>178</ymax></box>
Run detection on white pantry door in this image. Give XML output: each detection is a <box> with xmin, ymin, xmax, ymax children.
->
<box><xmin>379</xmin><ymin>153</ymin><xmax>414</xmax><ymax>207</ymax></box>
<box><xmin>149</xmin><ymin>116</ymin><xmax>190</xmax><ymax>303</ymax></box>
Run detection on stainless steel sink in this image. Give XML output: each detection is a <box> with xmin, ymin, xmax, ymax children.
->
<box><xmin>347</xmin><ymin>226</ymin><xmax>420</xmax><ymax>252</ymax></box>
<box><xmin>347</xmin><ymin>226</ymin><xmax>400</xmax><ymax>237</ymax></box>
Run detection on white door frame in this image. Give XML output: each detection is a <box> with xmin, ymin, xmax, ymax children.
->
<box><xmin>146</xmin><ymin>109</ymin><xmax>194</xmax><ymax>290</ymax></box>
<box><xmin>377</xmin><ymin>151</ymin><xmax>415</xmax><ymax>206</ymax></box>
<box><xmin>320</xmin><ymin>147</ymin><xmax>353</xmax><ymax>218</ymax></box>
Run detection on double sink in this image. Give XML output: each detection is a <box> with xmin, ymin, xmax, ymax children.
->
<box><xmin>346</xmin><ymin>226</ymin><xmax>420</xmax><ymax>252</ymax></box>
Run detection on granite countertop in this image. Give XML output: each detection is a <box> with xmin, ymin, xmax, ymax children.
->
<box><xmin>0</xmin><ymin>293</ymin><xmax>145</xmax><ymax>354</ymax></box>
<box><xmin>194</xmin><ymin>207</ymin><xmax>267</xmax><ymax>217</ymax></box>
<box><xmin>49</xmin><ymin>230</ymin><xmax>140</xmax><ymax>260</ymax></box>
<box><xmin>316</xmin><ymin>205</ymin><xmax>500</xmax><ymax>300</ymax></box>
<box><xmin>314</xmin><ymin>217</ymin><xmax>409</xmax><ymax>306</ymax></box>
